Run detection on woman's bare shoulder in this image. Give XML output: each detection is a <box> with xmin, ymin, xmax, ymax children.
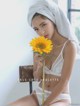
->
<box><xmin>63</xmin><ymin>40</ymin><xmax>77</xmax><ymax>57</ymax></box>
<box><xmin>60</xmin><ymin>40</ymin><xmax>77</xmax><ymax>82</ymax></box>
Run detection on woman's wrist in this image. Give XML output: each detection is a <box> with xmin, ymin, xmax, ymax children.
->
<box><xmin>37</xmin><ymin>66</ymin><xmax>43</xmax><ymax>77</ymax></box>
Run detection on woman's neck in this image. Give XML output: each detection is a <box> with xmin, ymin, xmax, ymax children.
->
<box><xmin>51</xmin><ymin>29</ymin><xmax>67</xmax><ymax>46</ymax></box>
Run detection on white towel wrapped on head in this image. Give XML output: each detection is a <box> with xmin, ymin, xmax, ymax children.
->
<box><xmin>27</xmin><ymin>0</ymin><xmax>80</xmax><ymax>55</ymax></box>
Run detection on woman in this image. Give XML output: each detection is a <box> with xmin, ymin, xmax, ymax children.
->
<box><xmin>9</xmin><ymin>0</ymin><xmax>80</xmax><ymax>106</ymax></box>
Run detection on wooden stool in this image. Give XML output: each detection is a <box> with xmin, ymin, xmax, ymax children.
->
<box><xmin>19</xmin><ymin>65</ymin><xmax>34</xmax><ymax>94</ymax></box>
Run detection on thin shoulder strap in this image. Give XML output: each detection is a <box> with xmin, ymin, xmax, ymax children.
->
<box><xmin>61</xmin><ymin>40</ymin><xmax>69</xmax><ymax>53</ymax></box>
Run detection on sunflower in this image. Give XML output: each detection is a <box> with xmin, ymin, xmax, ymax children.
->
<box><xmin>29</xmin><ymin>36</ymin><xmax>53</xmax><ymax>106</ymax></box>
<box><xmin>29</xmin><ymin>36</ymin><xmax>53</xmax><ymax>54</ymax></box>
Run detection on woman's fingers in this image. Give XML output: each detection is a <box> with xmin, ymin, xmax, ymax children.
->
<box><xmin>35</xmin><ymin>53</ymin><xmax>42</xmax><ymax>58</ymax></box>
<box><xmin>34</xmin><ymin>53</ymin><xmax>44</xmax><ymax>63</ymax></box>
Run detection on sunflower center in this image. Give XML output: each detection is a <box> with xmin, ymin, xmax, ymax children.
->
<box><xmin>36</xmin><ymin>43</ymin><xmax>46</xmax><ymax>49</ymax></box>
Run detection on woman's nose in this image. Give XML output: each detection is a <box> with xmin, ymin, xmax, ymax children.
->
<box><xmin>39</xmin><ymin>29</ymin><xmax>45</xmax><ymax>35</ymax></box>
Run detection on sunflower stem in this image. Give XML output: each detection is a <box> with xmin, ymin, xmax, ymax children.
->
<box><xmin>42</xmin><ymin>61</ymin><xmax>45</xmax><ymax>106</ymax></box>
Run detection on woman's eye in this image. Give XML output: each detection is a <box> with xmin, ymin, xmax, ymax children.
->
<box><xmin>34</xmin><ymin>29</ymin><xmax>38</xmax><ymax>31</ymax></box>
<box><xmin>42</xmin><ymin>24</ymin><xmax>46</xmax><ymax>27</ymax></box>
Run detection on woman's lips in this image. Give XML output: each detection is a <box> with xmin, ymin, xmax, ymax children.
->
<box><xmin>44</xmin><ymin>35</ymin><xmax>48</xmax><ymax>38</ymax></box>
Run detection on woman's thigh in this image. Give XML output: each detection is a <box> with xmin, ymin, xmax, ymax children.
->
<box><xmin>49</xmin><ymin>100</ymin><xmax>70</xmax><ymax>106</ymax></box>
<box><xmin>8</xmin><ymin>93</ymin><xmax>39</xmax><ymax>106</ymax></box>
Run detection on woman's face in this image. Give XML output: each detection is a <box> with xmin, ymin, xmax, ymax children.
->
<box><xmin>32</xmin><ymin>15</ymin><xmax>55</xmax><ymax>39</ymax></box>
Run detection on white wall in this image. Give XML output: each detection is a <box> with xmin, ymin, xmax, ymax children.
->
<box><xmin>0</xmin><ymin>0</ymin><xmax>80</xmax><ymax>106</ymax></box>
<box><xmin>70</xmin><ymin>58</ymin><xmax>80</xmax><ymax>104</ymax></box>
<box><xmin>0</xmin><ymin>0</ymin><xmax>38</xmax><ymax>106</ymax></box>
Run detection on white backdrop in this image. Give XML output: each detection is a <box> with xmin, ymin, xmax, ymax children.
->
<box><xmin>0</xmin><ymin>0</ymin><xmax>37</xmax><ymax>105</ymax></box>
<box><xmin>0</xmin><ymin>0</ymin><xmax>80</xmax><ymax>106</ymax></box>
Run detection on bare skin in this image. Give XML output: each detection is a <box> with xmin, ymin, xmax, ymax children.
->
<box><xmin>8</xmin><ymin>94</ymin><xmax>39</xmax><ymax>106</ymax></box>
<box><xmin>33</xmin><ymin>38</ymin><xmax>76</xmax><ymax>106</ymax></box>
<box><xmin>32</xmin><ymin>15</ymin><xmax>76</xmax><ymax>106</ymax></box>
<box><xmin>33</xmin><ymin>38</ymin><xmax>69</xmax><ymax>93</ymax></box>
<box><xmin>8</xmin><ymin>15</ymin><xmax>77</xmax><ymax>106</ymax></box>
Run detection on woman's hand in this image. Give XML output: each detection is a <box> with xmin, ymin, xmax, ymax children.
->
<box><xmin>34</xmin><ymin>53</ymin><xmax>45</xmax><ymax>69</ymax></box>
<box><xmin>33</xmin><ymin>69</ymin><xmax>42</xmax><ymax>81</ymax></box>
<box><xmin>33</xmin><ymin>53</ymin><xmax>45</xmax><ymax>81</ymax></box>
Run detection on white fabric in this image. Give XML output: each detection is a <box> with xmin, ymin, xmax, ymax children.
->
<box><xmin>35</xmin><ymin>84</ymin><xmax>71</xmax><ymax>105</ymax></box>
<box><xmin>43</xmin><ymin>40</ymin><xmax>78</xmax><ymax>76</ymax></box>
<box><xmin>43</xmin><ymin>40</ymin><xmax>68</xmax><ymax>76</ymax></box>
<box><xmin>27</xmin><ymin>0</ymin><xmax>80</xmax><ymax>55</ymax></box>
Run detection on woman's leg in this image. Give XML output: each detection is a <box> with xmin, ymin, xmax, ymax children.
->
<box><xmin>49</xmin><ymin>100</ymin><xmax>70</xmax><ymax>106</ymax></box>
<box><xmin>8</xmin><ymin>93</ymin><xmax>39</xmax><ymax>106</ymax></box>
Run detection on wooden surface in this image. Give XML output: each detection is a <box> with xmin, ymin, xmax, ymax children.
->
<box><xmin>19</xmin><ymin>65</ymin><xmax>34</xmax><ymax>82</ymax></box>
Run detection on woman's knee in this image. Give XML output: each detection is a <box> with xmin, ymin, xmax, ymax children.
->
<box><xmin>8</xmin><ymin>94</ymin><xmax>39</xmax><ymax>106</ymax></box>
<box><xmin>8</xmin><ymin>99</ymin><xmax>24</xmax><ymax>106</ymax></box>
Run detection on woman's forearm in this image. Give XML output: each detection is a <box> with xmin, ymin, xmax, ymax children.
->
<box><xmin>33</xmin><ymin>66</ymin><xmax>43</xmax><ymax>81</ymax></box>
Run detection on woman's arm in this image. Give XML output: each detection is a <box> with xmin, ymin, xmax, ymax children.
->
<box><xmin>33</xmin><ymin>52</ymin><xmax>44</xmax><ymax>81</ymax></box>
<box><xmin>33</xmin><ymin>52</ymin><xmax>37</xmax><ymax>72</ymax></box>
<box><xmin>43</xmin><ymin>41</ymin><xmax>77</xmax><ymax>106</ymax></box>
